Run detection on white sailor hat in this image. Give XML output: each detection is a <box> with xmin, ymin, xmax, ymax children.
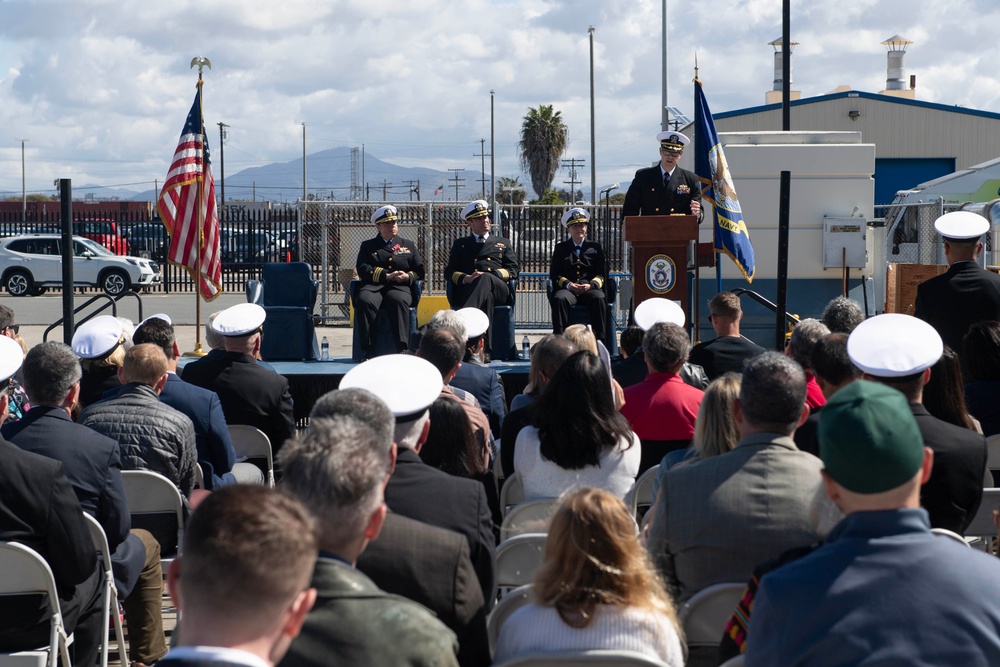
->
<box><xmin>340</xmin><ymin>354</ymin><xmax>443</xmax><ymax>422</ymax></box>
<box><xmin>72</xmin><ymin>316</ymin><xmax>126</xmax><ymax>359</ymax></box>
<box><xmin>561</xmin><ymin>208</ymin><xmax>590</xmax><ymax>228</ymax></box>
<box><xmin>456</xmin><ymin>307</ymin><xmax>489</xmax><ymax>339</ymax></box>
<box><xmin>634</xmin><ymin>298</ymin><xmax>686</xmax><ymax>330</ymax></box>
<box><xmin>211</xmin><ymin>303</ymin><xmax>266</xmax><ymax>337</ymax></box>
<box><xmin>462</xmin><ymin>200</ymin><xmax>490</xmax><ymax>221</ymax></box>
<box><xmin>847</xmin><ymin>313</ymin><xmax>943</xmax><ymax>378</ymax></box>
<box><xmin>371</xmin><ymin>205</ymin><xmax>399</xmax><ymax>225</ymax></box>
<box><xmin>934</xmin><ymin>211</ymin><xmax>989</xmax><ymax>240</ymax></box>
<box><xmin>656</xmin><ymin>131</ymin><xmax>690</xmax><ymax>152</ymax></box>
<box><xmin>138</xmin><ymin>313</ymin><xmax>172</xmax><ymax>327</ymax></box>
<box><xmin>0</xmin><ymin>335</ymin><xmax>23</xmax><ymax>382</ymax></box>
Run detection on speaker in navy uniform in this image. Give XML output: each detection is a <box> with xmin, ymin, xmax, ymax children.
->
<box><xmin>621</xmin><ymin>130</ymin><xmax>703</xmax><ymax>220</ymax></box>
<box><xmin>549</xmin><ymin>207</ymin><xmax>608</xmax><ymax>342</ymax></box>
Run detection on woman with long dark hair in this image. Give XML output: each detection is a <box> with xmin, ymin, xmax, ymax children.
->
<box><xmin>924</xmin><ymin>345</ymin><xmax>979</xmax><ymax>432</ymax></box>
<box><xmin>514</xmin><ymin>350</ymin><xmax>639</xmax><ymax>500</ymax></box>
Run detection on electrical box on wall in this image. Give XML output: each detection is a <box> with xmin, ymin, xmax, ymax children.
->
<box><xmin>823</xmin><ymin>216</ymin><xmax>867</xmax><ymax>268</ymax></box>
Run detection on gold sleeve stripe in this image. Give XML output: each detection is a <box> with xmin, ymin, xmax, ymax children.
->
<box><xmin>451</xmin><ymin>272</ymin><xmax>465</xmax><ymax>285</ymax></box>
<box><xmin>373</xmin><ymin>267</ymin><xmax>383</xmax><ymax>282</ymax></box>
<box><xmin>592</xmin><ymin>277</ymin><xmax>604</xmax><ymax>289</ymax></box>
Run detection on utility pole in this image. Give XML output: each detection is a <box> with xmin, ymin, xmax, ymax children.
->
<box><xmin>490</xmin><ymin>91</ymin><xmax>496</xmax><ymax>219</ymax></box>
<box><xmin>448</xmin><ymin>169</ymin><xmax>465</xmax><ymax>201</ymax></box>
<box><xmin>561</xmin><ymin>158</ymin><xmax>585</xmax><ymax>202</ymax></box>
<box><xmin>403</xmin><ymin>179</ymin><xmax>420</xmax><ymax>201</ymax></box>
<box><xmin>661</xmin><ymin>0</ymin><xmax>669</xmax><ymax>131</ymax></box>
<box><xmin>589</xmin><ymin>26</ymin><xmax>597</xmax><ymax>206</ymax></box>
<box><xmin>301</xmin><ymin>123</ymin><xmax>307</xmax><ymax>201</ymax></box>
<box><xmin>16</xmin><ymin>138</ymin><xmax>28</xmax><ymax>224</ymax></box>
<box><xmin>382</xmin><ymin>179</ymin><xmax>389</xmax><ymax>201</ymax></box>
<box><xmin>474</xmin><ymin>139</ymin><xmax>490</xmax><ymax>197</ymax></box>
<box><xmin>217</xmin><ymin>122</ymin><xmax>228</xmax><ymax>209</ymax></box>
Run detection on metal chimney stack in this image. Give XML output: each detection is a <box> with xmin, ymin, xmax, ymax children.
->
<box><xmin>882</xmin><ymin>35</ymin><xmax>913</xmax><ymax>91</ymax></box>
<box><xmin>768</xmin><ymin>37</ymin><xmax>798</xmax><ymax>90</ymax></box>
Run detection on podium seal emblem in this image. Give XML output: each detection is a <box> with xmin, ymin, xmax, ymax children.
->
<box><xmin>645</xmin><ymin>254</ymin><xmax>676</xmax><ymax>294</ymax></box>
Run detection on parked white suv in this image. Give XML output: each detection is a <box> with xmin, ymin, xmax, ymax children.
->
<box><xmin>0</xmin><ymin>234</ymin><xmax>161</xmax><ymax>296</ymax></box>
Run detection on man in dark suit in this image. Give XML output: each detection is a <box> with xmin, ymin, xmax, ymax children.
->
<box><xmin>128</xmin><ymin>317</ymin><xmax>262</xmax><ymax>487</ymax></box>
<box><xmin>448</xmin><ymin>307</ymin><xmax>506</xmax><ymax>434</ymax></box>
<box><xmin>622</xmin><ymin>130</ymin><xmax>703</xmax><ymax>219</ymax></box>
<box><xmin>354</xmin><ymin>205</ymin><xmax>425</xmax><ymax>356</ymax></box>
<box><xmin>3</xmin><ymin>340</ymin><xmax>168</xmax><ymax>665</ymax></box>
<box><xmin>445</xmin><ymin>199</ymin><xmax>519</xmax><ymax>353</ymax></box>
<box><xmin>689</xmin><ymin>291</ymin><xmax>765</xmax><ymax>380</ymax></box>
<box><xmin>309</xmin><ymin>387</ymin><xmax>490</xmax><ymax>666</ymax></box>
<box><xmin>182</xmin><ymin>303</ymin><xmax>296</xmax><ymax>458</ymax></box>
<box><xmin>549</xmin><ymin>207</ymin><xmax>608</xmax><ymax>342</ymax></box>
<box><xmin>848</xmin><ymin>313</ymin><xmax>987</xmax><ymax>534</ymax></box>
<box><xmin>914</xmin><ymin>210</ymin><xmax>1000</xmax><ymax>361</ymax></box>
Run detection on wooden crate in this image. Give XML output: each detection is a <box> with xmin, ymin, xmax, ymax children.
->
<box><xmin>885</xmin><ymin>263</ymin><xmax>947</xmax><ymax>315</ymax></box>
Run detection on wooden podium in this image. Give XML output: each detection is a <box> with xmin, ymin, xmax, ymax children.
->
<box><xmin>623</xmin><ymin>215</ymin><xmax>698</xmax><ymax>314</ymax></box>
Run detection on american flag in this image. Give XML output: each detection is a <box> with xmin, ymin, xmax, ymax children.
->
<box><xmin>157</xmin><ymin>86</ymin><xmax>222</xmax><ymax>300</ymax></box>
<box><xmin>434</xmin><ymin>184</ymin><xmax>444</xmax><ymax>197</ymax></box>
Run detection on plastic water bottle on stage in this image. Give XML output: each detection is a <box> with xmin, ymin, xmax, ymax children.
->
<box><xmin>321</xmin><ymin>336</ymin><xmax>329</xmax><ymax>360</ymax></box>
<box><xmin>521</xmin><ymin>335</ymin><xmax>530</xmax><ymax>360</ymax></box>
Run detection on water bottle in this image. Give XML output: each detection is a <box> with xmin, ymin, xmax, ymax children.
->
<box><xmin>521</xmin><ymin>335</ymin><xmax>530</xmax><ymax>360</ymax></box>
<box><xmin>321</xmin><ymin>336</ymin><xmax>329</xmax><ymax>360</ymax></box>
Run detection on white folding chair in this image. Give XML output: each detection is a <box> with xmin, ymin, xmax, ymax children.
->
<box><xmin>193</xmin><ymin>463</ymin><xmax>206</xmax><ymax>490</ymax></box>
<box><xmin>719</xmin><ymin>655</ymin><xmax>744</xmax><ymax>667</ymax></box>
<box><xmin>0</xmin><ymin>542</ymin><xmax>73</xmax><ymax>667</ymax></box>
<box><xmin>121</xmin><ymin>470</ymin><xmax>185</xmax><ymax>570</ymax></box>
<box><xmin>678</xmin><ymin>582</ymin><xmax>746</xmax><ymax>650</ymax></box>
<box><xmin>228</xmin><ymin>425</ymin><xmax>275</xmax><ymax>487</ymax></box>
<box><xmin>930</xmin><ymin>527</ymin><xmax>972</xmax><ymax>547</ymax></box>
<box><xmin>499</xmin><ymin>499</ymin><xmax>559</xmax><ymax>542</ymax></box>
<box><xmin>624</xmin><ymin>465</ymin><xmax>659</xmax><ymax>518</ymax></box>
<box><xmin>492</xmin><ymin>649</ymin><xmax>670</xmax><ymax>666</ymax></box>
<box><xmin>499</xmin><ymin>472</ymin><xmax>524</xmax><ymax>516</ymax></box>
<box><xmin>963</xmin><ymin>487</ymin><xmax>1000</xmax><ymax>552</ymax></box>
<box><xmin>496</xmin><ymin>534</ymin><xmax>547</xmax><ymax>593</ymax></box>
<box><xmin>487</xmin><ymin>584</ymin><xmax>534</xmax><ymax>654</ymax></box>
<box><xmin>81</xmin><ymin>514</ymin><xmax>128</xmax><ymax>667</ymax></box>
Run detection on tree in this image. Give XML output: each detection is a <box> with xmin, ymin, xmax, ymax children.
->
<box><xmin>518</xmin><ymin>105</ymin><xmax>568</xmax><ymax>200</ymax></box>
<box><xmin>497</xmin><ymin>176</ymin><xmax>526</xmax><ymax>206</ymax></box>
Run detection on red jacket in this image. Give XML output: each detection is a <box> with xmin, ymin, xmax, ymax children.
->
<box><xmin>621</xmin><ymin>372</ymin><xmax>703</xmax><ymax>441</ymax></box>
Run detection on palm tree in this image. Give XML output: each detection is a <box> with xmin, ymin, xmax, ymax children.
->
<box><xmin>518</xmin><ymin>105</ymin><xmax>568</xmax><ymax>199</ymax></box>
<box><xmin>497</xmin><ymin>176</ymin><xmax>527</xmax><ymax>206</ymax></box>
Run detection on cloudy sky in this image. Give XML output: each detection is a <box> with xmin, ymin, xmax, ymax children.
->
<box><xmin>2</xmin><ymin>0</ymin><xmax>999</xmax><ymax>201</ymax></box>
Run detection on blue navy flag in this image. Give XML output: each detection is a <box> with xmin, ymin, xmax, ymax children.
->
<box><xmin>694</xmin><ymin>78</ymin><xmax>755</xmax><ymax>282</ymax></box>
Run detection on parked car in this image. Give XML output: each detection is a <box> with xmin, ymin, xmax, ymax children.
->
<box><xmin>122</xmin><ymin>223</ymin><xmax>168</xmax><ymax>261</ymax></box>
<box><xmin>72</xmin><ymin>220</ymin><xmax>129</xmax><ymax>255</ymax></box>
<box><xmin>0</xmin><ymin>234</ymin><xmax>161</xmax><ymax>296</ymax></box>
<box><xmin>221</xmin><ymin>229</ymin><xmax>276</xmax><ymax>265</ymax></box>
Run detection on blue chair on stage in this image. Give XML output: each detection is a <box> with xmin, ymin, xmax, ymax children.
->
<box><xmin>246</xmin><ymin>262</ymin><xmax>320</xmax><ymax>361</ymax></box>
<box><xmin>546</xmin><ymin>275</ymin><xmax>619</xmax><ymax>356</ymax></box>
<box><xmin>350</xmin><ymin>280</ymin><xmax>423</xmax><ymax>361</ymax></box>
<box><xmin>447</xmin><ymin>278</ymin><xmax>518</xmax><ymax>361</ymax></box>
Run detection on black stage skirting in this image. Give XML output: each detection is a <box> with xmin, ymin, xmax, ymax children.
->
<box><xmin>178</xmin><ymin>357</ymin><xmax>530</xmax><ymax>427</ymax></box>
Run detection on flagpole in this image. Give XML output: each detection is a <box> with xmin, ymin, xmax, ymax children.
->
<box><xmin>187</xmin><ymin>56</ymin><xmax>211</xmax><ymax>357</ymax></box>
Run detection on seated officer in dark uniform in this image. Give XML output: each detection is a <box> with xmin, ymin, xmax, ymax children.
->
<box><xmin>354</xmin><ymin>205</ymin><xmax>425</xmax><ymax>356</ymax></box>
<box><xmin>445</xmin><ymin>200</ymin><xmax>519</xmax><ymax>353</ymax></box>
<box><xmin>622</xmin><ymin>130</ymin><xmax>703</xmax><ymax>220</ymax></box>
<box><xmin>549</xmin><ymin>207</ymin><xmax>607</xmax><ymax>343</ymax></box>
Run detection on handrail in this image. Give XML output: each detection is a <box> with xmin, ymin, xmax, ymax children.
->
<box><xmin>43</xmin><ymin>291</ymin><xmax>144</xmax><ymax>342</ymax></box>
<box><xmin>732</xmin><ymin>288</ymin><xmax>800</xmax><ymax>326</ymax></box>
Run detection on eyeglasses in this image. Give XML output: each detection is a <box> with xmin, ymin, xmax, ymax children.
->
<box><xmin>5</xmin><ymin>324</ymin><xmax>18</xmax><ymax>335</ymax></box>
<box><xmin>707</xmin><ymin>313</ymin><xmax>717</xmax><ymax>323</ymax></box>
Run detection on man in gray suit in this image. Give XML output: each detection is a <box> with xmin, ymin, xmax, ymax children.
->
<box><xmin>648</xmin><ymin>351</ymin><xmax>824</xmax><ymax>603</ymax></box>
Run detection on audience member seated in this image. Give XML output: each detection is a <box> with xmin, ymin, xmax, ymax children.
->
<box><xmin>515</xmin><ymin>350</ymin><xmax>639</xmax><ymax>501</ymax></box>
<box><xmin>786</xmin><ymin>318</ymin><xmax>830</xmax><ymax>410</ymax></box>
<box><xmin>80</xmin><ymin>343</ymin><xmax>198</xmax><ymax>498</ymax></box>
<box><xmin>618</xmin><ymin>324</ymin><xmax>644</xmax><ymax>360</ymax></box>
<box><xmin>647</xmin><ymin>352</ymin><xmax>824</xmax><ymax>603</ymax></box>
<box><xmin>923</xmin><ymin>345</ymin><xmax>981</xmax><ymax>432</ymax></box>
<box><xmin>0</xmin><ymin>304</ymin><xmax>30</xmax><ymax>424</ymax></box>
<box><xmin>182</xmin><ymin>303</ymin><xmax>295</xmax><ymax>457</ymax></box>
<box><xmin>793</xmin><ymin>333</ymin><xmax>861</xmax><ymax>457</ymax></box>
<box><xmin>353</xmin><ymin>204</ymin><xmax>426</xmax><ymax>357</ymax></box>
<box><xmin>820</xmin><ymin>295</ymin><xmax>865</xmax><ymax>334</ymax></box>
<box><xmin>501</xmin><ymin>334</ymin><xmax>579</xmax><ymax>477</ymax></box>
<box><xmin>848</xmin><ymin>314</ymin><xmax>987</xmax><ymax>534</ymax></box>
<box><xmin>422</xmin><ymin>397</ymin><xmax>502</xmax><ymax>530</ymax></box>
<box><xmin>689</xmin><ymin>291</ymin><xmax>765</xmax><ymax>380</ymax></box>
<box><xmin>449</xmin><ymin>308</ymin><xmax>507</xmax><ymax>435</ymax></box>
<box><xmin>621</xmin><ymin>321</ymin><xmax>704</xmax><ymax>473</ymax></box>
<box><xmin>3</xmin><ymin>340</ymin><xmax>167</xmax><ymax>664</ymax></box>
<box><xmin>562</xmin><ymin>323</ymin><xmax>599</xmax><ymax>355</ymax></box>
<box><xmin>307</xmin><ymin>388</ymin><xmax>490</xmax><ymax>667</ymax></box>
<box><xmin>279</xmin><ymin>416</ymin><xmax>461</xmax><ymax>667</ymax></box>
<box><xmin>72</xmin><ymin>314</ymin><xmax>128</xmax><ymax>409</ymax></box>
<box><xmin>963</xmin><ymin>320</ymin><xmax>1000</xmax><ymax>437</ymax></box>
<box><xmin>493</xmin><ymin>488</ymin><xmax>684</xmax><ymax>667</ymax></box>
<box><xmin>745</xmin><ymin>381</ymin><xmax>1000</xmax><ymax>666</ymax></box>
<box><xmin>339</xmin><ymin>354</ymin><xmax>496</xmax><ymax>608</ymax></box>
<box><xmin>612</xmin><ymin>297</ymin><xmax>708</xmax><ymax>390</ymax></box>
<box><xmin>161</xmin><ymin>486</ymin><xmax>317</xmax><ymax>667</ymax></box>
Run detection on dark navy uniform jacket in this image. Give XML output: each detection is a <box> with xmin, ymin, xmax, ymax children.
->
<box><xmin>622</xmin><ymin>164</ymin><xmax>702</xmax><ymax>218</ymax></box>
<box><xmin>549</xmin><ymin>238</ymin><xmax>606</xmax><ymax>290</ymax></box>
<box><xmin>356</xmin><ymin>234</ymin><xmax>425</xmax><ymax>286</ymax></box>
<box><xmin>445</xmin><ymin>234</ymin><xmax>518</xmax><ymax>286</ymax></box>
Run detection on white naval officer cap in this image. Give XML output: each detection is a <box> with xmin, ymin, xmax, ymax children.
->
<box><xmin>656</xmin><ymin>131</ymin><xmax>690</xmax><ymax>152</ymax></box>
<box><xmin>138</xmin><ymin>313</ymin><xmax>172</xmax><ymax>327</ymax></box>
<box><xmin>847</xmin><ymin>313</ymin><xmax>943</xmax><ymax>378</ymax></box>
<box><xmin>0</xmin><ymin>335</ymin><xmax>23</xmax><ymax>383</ymax></box>
<box><xmin>72</xmin><ymin>315</ymin><xmax>126</xmax><ymax>359</ymax></box>
<box><xmin>456</xmin><ymin>307</ymin><xmax>489</xmax><ymax>339</ymax></box>
<box><xmin>462</xmin><ymin>200</ymin><xmax>490</xmax><ymax>221</ymax></box>
<box><xmin>371</xmin><ymin>205</ymin><xmax>399</xmax><ymax>225</ymax></box>
<box><xmin>560</xmin><ymin>207</ymin><xmax>590</xmax><ymax>228</ymax></box>
<box><xmin>211</xmin><ymin>303</ymin><xmax>266</xmax><ymax>337</ymax></box>
<box><xmin>634</xmin><ymin>298</ymin><xmax>686</xmax><ymax>331</ymax></box>
<box><xmin>934</xmin><ymin>210</ymin><xmax>989</xmax><ymax>241</ymax></box>
<box><xmin>340</xmin><ymin>354</ymin><xmax>443</xmax><ymax>423</ymax></box>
